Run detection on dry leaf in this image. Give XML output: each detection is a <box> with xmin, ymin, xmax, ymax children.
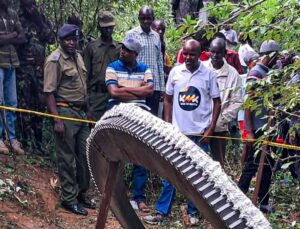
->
<box><xmin>50</xmin><ymin>177</ymin><xmax>58</xmax><ymax>189</ymax></box>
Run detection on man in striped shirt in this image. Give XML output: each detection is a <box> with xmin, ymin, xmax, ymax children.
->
<box><xmin>106</xmin><ymin>38</ymin><xmax>154</xmax><ymax>212</ymax></box>
<box><xmin>125</xmin><ymin>6</ymin><xmax>164</xmax><ymax>116</ymax></box>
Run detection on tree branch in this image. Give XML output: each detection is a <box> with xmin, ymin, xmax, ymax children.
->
<box><xmin>218</xmin><ymin>0</ymin><xmax>267</xmax><ymax>26</ymax></box>
<box><xmin>269</xmin><ymin>105</ymin><xmax>300</xmax><ymax>119</ymax></box>
<box><xmin>181</xmin><ymin>0</ymin><xmax>267</xmax><ymax>40</ymax></box>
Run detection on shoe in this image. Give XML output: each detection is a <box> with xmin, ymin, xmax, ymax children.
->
<box><xmin>260</xmin><ymin>204</ymin><xmax>273</xmax><ymax>214</ymax></box>
<box><xmin>143</xmin><ymin>213</ymin><xmax>164</xmax><ymax>225</ymax></box>
<box><xmin>137</xmin><ymin>201</ymin><xmax>150</xmax><ymax>213</ymax></box>
<box><xmin>0</xmin><ymin>140</ymin><xmax>9</xmax><ymax>155</ymax></box>
<box><xmin>5</xmin><ymin>139</ymin><xmax>25</xmax><ymax>155</ymax></box>
<box><xmin>188</xmin><ymin>214</ymin><xmax>200</xmax><ymax>226</ymax></box>
<box><xmin>78</xmin><ymin>195</ymin><xmax>96</xmax><ymax>209</ymax></box>
<box><xmin>61</xmin><ymin>202</ymin><xmax>88</xmax><ymax>216</ymax></box>
<box><xmin>130</xmin><ymin>200</ymin><xmax>139</xmax><ymax>210</ymax></box>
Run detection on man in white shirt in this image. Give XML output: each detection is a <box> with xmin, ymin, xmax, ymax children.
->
<box><xmin>144</xmin><ymin>39</ymin><xmax>221</xmax><ymax>225</ymax></box>
<box><xmin>203</xmin><ymin>37</ymin><xmax>242</xmax><ymax>167</ymax></box>
<box><xmin>220</xmin><ymin>23</ymin><xmax>238</xmax><ymax>49</ymax></box>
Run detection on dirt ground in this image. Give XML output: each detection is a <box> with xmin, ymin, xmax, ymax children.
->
<box><xmin>0</xmin><ymin>152</ymin><xmax>204</xmax><ymax>229</ymax></box>
<box><xmin>1</xmin><ymin>153</ymin><xmax>299</xmax><ymax>229</ymax></box>
<box><xmin>0</xmin><ymin>155</ymin><xmax>126</xmax><ymax>229</ymax></box>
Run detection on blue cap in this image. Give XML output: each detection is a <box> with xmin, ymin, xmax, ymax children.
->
<box><xmin>122</xmin><ymin>38</ymin><xmax>142</xmax><ymax>54</ymax></box>
<box><xmin>57</xmin><ymin>24</ymin><xmax>80</xmax><ymax>39</ymax></box>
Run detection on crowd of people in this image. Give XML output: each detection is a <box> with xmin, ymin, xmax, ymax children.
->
<box><xmin>0</xmin><ymin>0</ymin><xmax>299</xmax><ymax>226</ymax></box>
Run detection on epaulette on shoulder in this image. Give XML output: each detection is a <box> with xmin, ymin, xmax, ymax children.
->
<box><xmin>49</xmin><ymin>50</ymin><xmax>61</xmax><ymax>62</ymax></box>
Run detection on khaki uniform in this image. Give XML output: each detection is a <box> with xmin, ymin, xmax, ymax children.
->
<box><xmin>83</xmin><ymin>38</ymin><xmax>120</xmax><ymax>120</ymax></box>
<box><xmin>44</xmin><ymin>47</ymin><xmax>90</xmax><ymax>204</ymax></box>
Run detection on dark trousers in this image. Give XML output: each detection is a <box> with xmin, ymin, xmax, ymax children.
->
<box><xmin>238</xmin><ymin>131</ymin><xmax>274</xmax><ymax>205</ymax></box>
<box><xmin>209</xmin><ymin>131</ymin><xmax>228</xmax><ymax>167</ymax></box>
<box><xmin>132</xmin><ymin>90</ymin><xmax>161</xmax><ymax>202</ymax></box>
<box><xmin>155</xmin><ymin>136</ymin><xmax>209</xmax><ymax>216</ymax></box>
<box><xmin>88</xmin><ymin>89</ymin><xmax>109</xmax><ymax>121</ymax></box>
<box><xmin>55</xmin><ymin>107</ymin><xmax>91</xmax><ymax>204</ymax></box>
<box><xmin>146</xmin><ymin>90</ymin><xmax>161</xmax><ymax>116</ymax></box>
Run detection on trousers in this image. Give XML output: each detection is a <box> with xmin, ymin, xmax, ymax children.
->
<box><xmin>155</xmin><ymin>136</ymin><xmax>209</xmax><ymax>216</ymax></box>
<box><xmin>0</xmin><ymin>67</ymin><xmax>17</xmax><ymax>140</ymax></box>
<box><xmin>55</xmin><ymin>107</ymin><xmax>90</xmax><ymax>204</ymax></box>
<box><xmin>238</xmin><ymin>131</ymin><xmax>274</xmax><ymax>205</ymax></box>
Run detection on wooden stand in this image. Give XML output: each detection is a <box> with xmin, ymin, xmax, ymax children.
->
<box><xmin>95</xmin><ymin>161</ymin><xmax>120</xmax><ymax>229</ymax></box>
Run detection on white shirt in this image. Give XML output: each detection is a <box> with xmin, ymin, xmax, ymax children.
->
<box><xmin>220</xmin><ymin>29</ymin><xmax>238</xmax><ymax>49</ymax></box>
<box><xmin>166</xmin><ymin>62</ymin><xmax>220</xmax><ymax>135</ymax></box>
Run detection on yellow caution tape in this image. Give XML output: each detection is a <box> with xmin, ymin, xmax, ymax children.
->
<box><xmin>190</xmin><ymin>133</ymin><xmax>300</xmax><ymax>151</ymax></box>
<box><xmin>1</xmin><ymin>105</ymin><xmax>300</xmax><ymax>151</ymax></box>
<box><xmin>0</xmin><ymin>105</ymin><xmax>96</xmax><ymax>125</ymax></box>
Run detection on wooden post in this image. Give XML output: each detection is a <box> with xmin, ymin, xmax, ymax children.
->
<box><xmin>241</xmin><ymin>143</ymin><xmax>247</xmax><ymax>166</ymax></box>
<box><xmin>95</xmin><ymin>161</ymin><xmax>120</xmax><ymax>229</ymax></box>
<box><xmin>252</xmin><ymin>145</ymin><xmax>267</xmax><ymax>204</ymax></box>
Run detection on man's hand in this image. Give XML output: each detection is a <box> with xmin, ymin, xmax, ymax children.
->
<box><xmin>200</xmin><ymin>127</ymin><xmax>213</xmax><ymax>144</ymax></box>
<box><xmin>54</xmin><ymin>119</ymin><xmax>65</xmax><ymax>138</ymax></box>
<box><xmin>246</xmin><ymin>131</ymin><xmax>255</xmax><ymax>147</ymax></box>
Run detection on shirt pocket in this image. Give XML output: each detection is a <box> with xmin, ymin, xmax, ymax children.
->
<box><xmin>64</xmin><ymin>67</ymin><xmax>78</xmax><ymax>77</ymax></box>
<box><xmin>62</xmin><ymin>67</ymin><xmax>79</xmax><ymax>88</ymax></box>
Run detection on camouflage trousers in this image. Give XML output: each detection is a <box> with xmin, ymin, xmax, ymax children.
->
<box><xmin>16</xmin><ymin>65</ymin><xmax>45</xmax><ymax>154</ymax></box>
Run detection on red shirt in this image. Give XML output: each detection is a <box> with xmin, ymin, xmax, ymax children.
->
<box><xmin>175</xmin><ymin>49</ymin><xmax>210</xmax><ymax>63</ymax></box>
<box><xmin>175</xmin><ymin>48</ymin><xmax>244</xmax><ymax>74</ymax></box>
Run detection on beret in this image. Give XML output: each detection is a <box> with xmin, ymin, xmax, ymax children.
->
<box><xmin>57</xmin><ymin>24</ymin><xmax>80</xmax><ymax>39</ymax></box>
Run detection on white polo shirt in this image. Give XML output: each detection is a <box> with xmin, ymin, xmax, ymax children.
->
<box><xmin>166</xmin><ymin>62</ymin><xmax>220</xmax><ymax>135</ymax></box>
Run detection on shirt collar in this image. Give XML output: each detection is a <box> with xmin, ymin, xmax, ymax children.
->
<box><xmin>181</xmin><ymin>61</ymin><xmax>204</xmax><ymax>74</ymax></box>
<box><xmin>118</xmin><ymin>60</ymin><xmax>138</xmax><ymax>71</ymax></box>
<box><xmin>207</xmin><ymin>58</ymin><xmax>230</xmax><ymax>77</ymax></box>
<box><xmin>58</xmin><ymin>46</ymin><xmax>77</xmax><ymax>60</ymax></box>
<box><xmin>137</xmin><ymin>26</ymin><xmax>155</xmax><ymax>35</ymax></box>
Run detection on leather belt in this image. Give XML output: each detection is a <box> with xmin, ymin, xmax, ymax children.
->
<box><xmin>56</xmin><ymin>102</ymin><xmax>81</xmax><ymax>111</ymax></box>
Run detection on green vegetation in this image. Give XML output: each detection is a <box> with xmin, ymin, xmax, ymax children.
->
<box><xmin>16</xmin><ymin>0</ymin><xmax>300</xmax><ymax>227</ymax></box>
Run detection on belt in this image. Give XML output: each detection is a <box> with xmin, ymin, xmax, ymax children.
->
<box><xmin>56</xmin><ymin>102</ymin><xmax>81</xmax><ymax>111</ymax></box>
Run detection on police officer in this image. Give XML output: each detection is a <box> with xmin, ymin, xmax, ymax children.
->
<box><xmin>83</xmin><ymin>11</ymin><xmax>120</xmax><ymax>121</ymax></box>
<box><xmin>44</xmin><ymin>24</ymin><xmax>95</xmax><ymax>216</ymax></box>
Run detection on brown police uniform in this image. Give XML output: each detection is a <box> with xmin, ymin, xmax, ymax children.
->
<box><xmin>83</xmin><ymin>11</ymin><xmax>120</xmax><ymax>121</ymax></box>
<box><xmin>44</xmin><ymin>46</ymin><xmax>90</xmax><ymax>205</ymax></box>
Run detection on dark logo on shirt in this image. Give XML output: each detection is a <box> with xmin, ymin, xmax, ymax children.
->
<box><xmin>178</xmin><ymin>86</ymin><xmax>201</xmax><ymax>111</ymax></box>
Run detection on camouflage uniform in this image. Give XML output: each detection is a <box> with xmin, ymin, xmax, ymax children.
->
<box><xmin>16</xmin><ymin>5</ymin><xmax>53</xmax><ymax>154</ymax></box>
